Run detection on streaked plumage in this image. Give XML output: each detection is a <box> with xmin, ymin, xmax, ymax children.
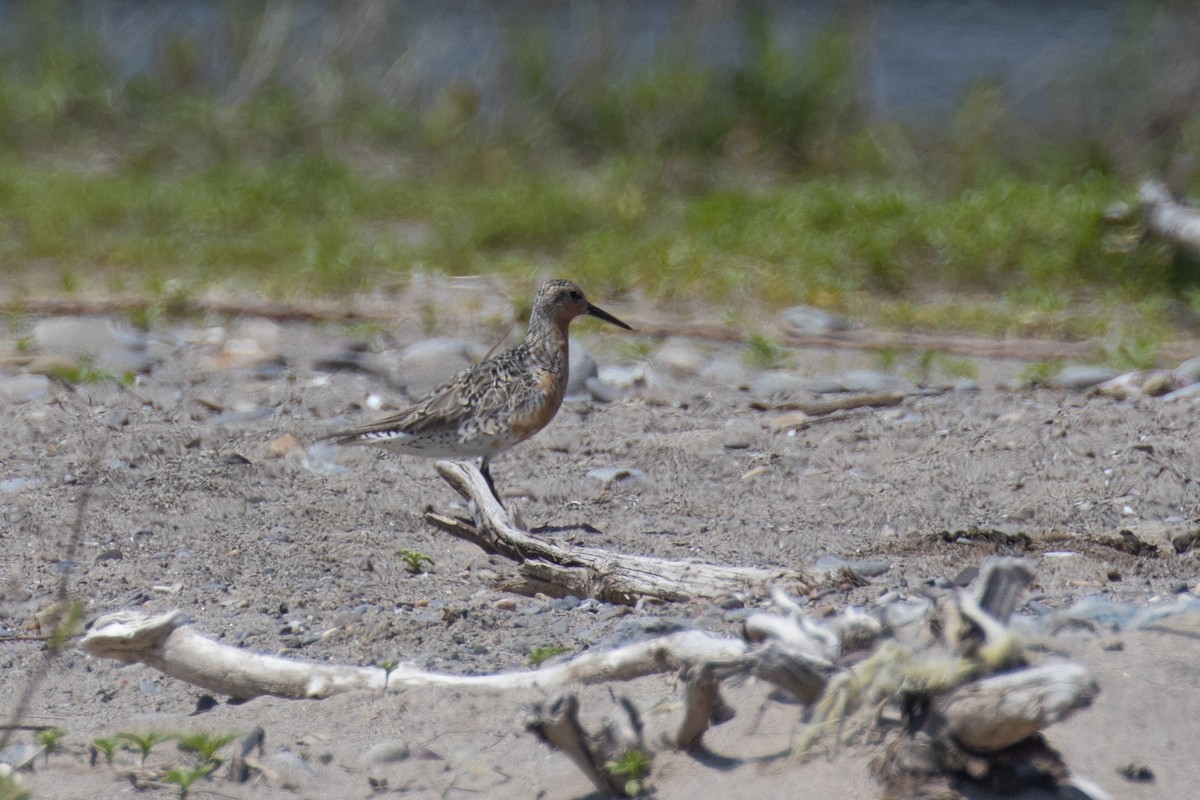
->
<box><xmin>326</xmin><ymin>279</ymin><xmax>631</xmax><ymax>499</ymax></box>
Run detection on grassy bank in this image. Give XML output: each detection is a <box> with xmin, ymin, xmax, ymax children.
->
<box><xmin>0</xmin><ymin>3</ymin><xmax>1196</xmax><ymax>349</ymax></box>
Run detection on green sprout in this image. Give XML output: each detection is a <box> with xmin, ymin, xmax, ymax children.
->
<box><xmin>90</xmin><ymin>736</ymin><xmax>124</xmax><ymax>766</ymax></box>
<box><xmin>378</xmin><ymin>659</ymin><xmax>400</xmax><ymax>693</ymax></box>
<box><xmin>36</xmin><ymin>728</ymin><xmax>67</xmax><ymax>764</ymax></box>
<box><xmin>174</xmin><ymin>731</ymin><xmax>241</xmax><ymax>767</ymax></box>
<box><xmin>605</xmin><ymin>747</ymin><xmax>652</xmax><ymax>797</ymax></box>
<box><xmin>162</xmin><ymin>763</ymin><xmax>216</xmax><ymax>799</ymax></box>
<box><xmin>398</xmin><ymin>549</ymin><xmax>435</xmax><ymax>575</ymax></box>
<box><xmin>115</xmin><ymin>731</ymin><xmax>174</xmax><ymax>765</ymax></box>
<box><xmin>527</xmin><ymin>644</ymin><xmax>571</xmax><ymax>667</ymax></box>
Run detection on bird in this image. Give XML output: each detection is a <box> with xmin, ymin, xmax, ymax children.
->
<box><xmin>325</xmin><ymin>279</ymin><xmax>632</xmax><ymax>501</ymax></box>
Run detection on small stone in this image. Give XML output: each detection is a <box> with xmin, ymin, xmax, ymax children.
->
<box><xmin>841</xmin><ymin>370</ymin><xmax>911</xmax><ymax>393</ymax></box>
<box><xmin>33</xmin><ymin>317</ymin><xmax>154</xmax><ymax>372</ymax></box>
<box><xmin>0</xmin><ymin>374</ymin><xmax>50</xmax><ymax>403</ymax></box>
<box><xmin>722</xmin><ymin>421</ymin><xmax>756</xmax><ymax>449</ymax></box>
<box><xmin>767</xmin><ymin>411</ymin><xmax>810</xmax><ymax>431</ymax></box>
<box><xmin>951</xmin><ymin>566</ymin><xmax>979</xmax><ymax>587</ymax></box>
<box><xmin>395</xmin><ymin>338</ymin><xmax>479</xmax><ymax>397</ymax></box>
<box><xmin>779</xmin><ymin>305</ymin><xmax>854</xmax><ymax>335</ymax></box>
<box><xmin>584</xmin><ymin>376</ymin><xmax>618</xmax><ymax>403</ymax></box>
<box><xmin>1053</xmin><ymin>365</ymin><xmax>1120</xmax><ymax>390</ymax></box>
<box><xmin>566</xmin><ymin>340</ymin><xmax>598</xmax><ymax>398</ymax></box>
<box><xmin>1177</xmin><ymin>356</ymin><xmax>1200</xmax><ymax>383</ymax></box>
<box><xmin>1099</xmin><ymin>637</ymin><xmax>1124</xmax><ymax>652</ymax></box>
<box><xmin>586</xmin><ymin>467</ymin><xmax>646</xmax><ymax>483</ymax></box>
<box><xmin>360</xmin><ymin>740</ymin><xmax>411</xmax><ymax>767</ymax></box>
<box><xmin>1118</xmin><ymin>762</ymin><xmax>1154</xmax><ymax>783</ymax></box>
<box><xmin>267</xmin><ymin>434</ymin><xmax>301</xmax><ymax>458</ymax></box>
<box><xmin>750</xmin><ymin>369</ymin><xmax>812</xmax><ymax>398</ymax></box>
<box><xmin>653</xmin><ymin>339</ymin><xmax>708</xmax><ymax>378</ymax></box>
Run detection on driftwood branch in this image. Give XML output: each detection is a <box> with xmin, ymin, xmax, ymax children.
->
<box><xmin>528</xmin><ymin>693</ymin><xmax>643</xmax><ymax>797</ymax></box>
<box><xmin>426</xmin><ymin>460</ymin><xmax>823</xmax><ymax>603</ymax></box>
<box><xmin>79</xmin><ymin>609</ymin><xmax>750</xmax><ymax>700</ymax></box>
<box><xmin>1141</xmin><ymin>179</ymin><xmax>1200</xmax><ymax>253</ymax></box>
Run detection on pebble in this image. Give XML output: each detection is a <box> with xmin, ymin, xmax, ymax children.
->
<box><xmin>1163</xmin><ymin>382</ymin><xmax>1200</xmax><ymax>402</ymax></box>
<box><xmin>750</xmin><ymin>369</ymin><xmax>812</xmax><ymax>398</ymax></box>
<box><xmin>565</xmin><ymin>340</ymin><xmax>598</xmax><ymax>398</ymax></box>
<box><xmin>653</xmin><ymin>338</ymin><xmax>709</xmax><ymax>378</ymax></box>
<box><xmin>1178</xmin><ymin>356</ymin><xmax>1200</xmax><ymax>383</ymax></box>
<box><xmin>841</xmin><ymin>370</ymin><xmax>911</xmax><ymax>393</ymax></box>
<box><xmin>32</xmin><ymin>317</ymin><xmax>154</xmax><ymax>372</ymax></box>
<box><xmin>0</xmin><ymin>477</ymin><xmax>42</xmax><ymax>493</ymax></box>
<box><xmin>584</xmin><ymin>376</ymin><xmax>618</xmax><ymax>403</ymax></box>
<box><xmin>267</xmin><ymin>434</ymin><xmax>301</xmax><ymax>458</ymax></box>
<box><xmin>700</xmin><ymin>356</ymin><xmax>753</xmax><ymax>387</ymax></box>
<box><xmin>493</xmin><ymin>598</ymin><xmax>518</xmax><ymax>611</ymax></box>
<box><xmin>721</xmin><ymin>420</ymin><xmax>757</xmax><ymax>449</ymax></box>
<box><xmin>396</xmin><ymin>338</ymin><xmax>479</xmax><ymax>397</ymax></box>
<box><xmin>360</xmin><ymin>740</ymin><xmax>411</xmax><ymax>766</ymax></box>
<box><xmin>1053</xmin><ymin>365</ymin><xmax>1120</xmax><ymax>390</ymax></box>
<box><xmin>586</xmin><ymin>467</ymin><xmax>646</xmax><ymax>484</ymax></box>
<box><xmin>0</xmin><ymin>374</ymin><xmax>50</xmax><ymax>403</ymax></box>
<box><xmin>779</xmin><ymin>305</ymin><xmax>854</xmax><ymax>335</ymax></box>
<box><xmin>549</xmin><ymin>595</ymin><xmax>581</xmax><ymax>611</ymax></box>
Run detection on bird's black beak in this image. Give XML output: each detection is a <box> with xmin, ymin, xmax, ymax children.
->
<box><xmin>586</xmin><ymin>303</ymin><xmax>632</xmax><ymax>330</ymax></box>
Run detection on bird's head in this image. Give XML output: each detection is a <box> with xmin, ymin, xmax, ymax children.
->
<box><xmin>532</xmin><ymin>279</ymin><xmax>631</xmax><ymax>331</ymax></box>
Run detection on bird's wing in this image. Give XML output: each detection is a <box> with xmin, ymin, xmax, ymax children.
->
<box><xmin>327</xmin><ymin>358</ymin><xmax>529</xmax><ymax>444</ymax></box>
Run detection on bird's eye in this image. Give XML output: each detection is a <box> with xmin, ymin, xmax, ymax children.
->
<box><xmin>568</xmin><ymin>290</ymin><xmax>582</xmax><ymax>301</ymax></box>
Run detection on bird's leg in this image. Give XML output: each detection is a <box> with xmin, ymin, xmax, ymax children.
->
<box><xmin>479</xmin><ymin>456</ymin><xmax>504</xmax><ymax>508</ymax></box>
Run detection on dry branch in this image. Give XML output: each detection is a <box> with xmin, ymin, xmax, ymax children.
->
<box><xmin>937</xmin><ymin>662</ymin><xmax>1097</xmax><ymax>753</ymax></box>
<box><xmin>79</xmin><ymin>609</ymin><xmax>751</xmax><ymax>700</ymax></box>
<box><xmin>426</xmin><ymin>460</ymin><xmax>822</xmax><ymax>603</ymax></box>
<box><xmin>1141</xmin><ymin>179</ymin><xmax>1200</xmax><ymax>253</ymax></box>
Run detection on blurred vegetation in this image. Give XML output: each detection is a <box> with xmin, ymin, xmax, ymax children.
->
<box><xmin>1</xmin><ymin>1</ymin><xmax>1199</xmax><ymax>340</ymax></box>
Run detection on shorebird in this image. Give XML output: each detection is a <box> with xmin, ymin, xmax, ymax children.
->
<box><xmin>325</xmin><ymin>279</ymin><xmax>631</xmax><ymax>501</ymax></box>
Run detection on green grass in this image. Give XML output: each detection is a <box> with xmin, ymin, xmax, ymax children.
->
<box><xmin>0</xmin><ymin>6</ymin><xmax>1193</xmax><ymax>342</ymax></box>
<box><xmin>0</xmin><ymin>153</ymin><xmax>1172</xmax><ymax>329</ymax></box>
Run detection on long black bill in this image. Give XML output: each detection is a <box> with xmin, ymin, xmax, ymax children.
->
<box><xmin>586</xmin><ymin>302</ymin><xmax>632</xmax><ymax>330</ymax></box>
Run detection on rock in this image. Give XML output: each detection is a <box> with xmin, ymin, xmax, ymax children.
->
<box><xmin>565</xmin><ymin>339</ymin><xmax>598</xmax><ymax>398</ymax></box>
<box><xmin>583</xmin><ymin>376</ymin><xmax>618</xmax><ymax>403</ymax></box>
<box><xmin>1053</xmin><ymin>365</ymin><xmax>1120</xmax><ymax>390</ymax></box>
<box><xmin>586</xmin><ymin>467</ymin><xmax>646</xmax><ymax>483</ymax></box>
<box><xmin>767</xmin><ymin>411</ymin><xmax>809</xmax><ymax>431</ymax></box>
<box><xmin>267</xmin><ymin>434</ymin><xmax>300</xmax><ymax>458</ymax></box>
<box><xmin>598</xmin><ymin>363</ymin><xmax>648</xmax><ymax>389</ymax></box>
<box><xmin>32</xmin><ymin>317</ymin><xmax>154</xmax><ymax>372</ymax></box>
<box><xmin>360</xmin><ymin>740</ymin><xmax>411</xmax><ymax>767</ymax></box>
<box><xmin>750</xmin><ymin>370</ymin><xmax>812</xmax><ymax>398</ymax></box>
<box><xmin>1164</xmin><ymin>382</ymin><xmax>1200</xmax><ymax>402</ymax></box>
<box><xmin>0</xmin><ymin>477</ymin><xmax>42</xmax><ymax>493</ymax></box>
<box><xmin>396</xmin><ymin>338</ymin><xmax>478</xmax><ymax>397</ymax></box>
<box><xmin>722</xmin><ymin>420</ymin><xmax>757</xmax><ymax>449</ymax></box>
<box><xmin>0</xmin><ymin>374</ymin><xmax>50</xmax><ymax>403</ymax></box>
<box><xmin>700</xmin><ymin>356</ymin><xmax>753</xmax><ymax>387</ymax></box>
<box><xmin>779</xmin><ymin>305</ymin><xmax>854</xmax><ymax>335</ymax></box>
<box><xmin>841</xmin><ymin>370</ymin><xmax>911</xmax><ymax>393</ymax></box>
<box><xmin>653</xmin><ymin>338</ymin><xmax>708</xmax><ymax>378</ymax></box>
<box><xmin>1177</xmin><ymin>356</ymin><xmax>1200</xmax><ymax>383</ymax></box>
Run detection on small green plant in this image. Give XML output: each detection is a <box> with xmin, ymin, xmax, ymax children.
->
<box><xmin>1020</xmin><ymin>359</ymin><xmax>1063</xmax><ymax>387</ymax></box>
<box><xmin>378</xmin><ymin>659</ymin><xmax>400</xmax><ymax>693</ymax></box>
<box><xmin>527</xmin><ymin>644</ymin><xmax>571</xmax><ymax>667</ymax></box>
<box><xmin>36</xmin><ymin>727</ymin><xmax>67</xmax><ymax>764</ymax></box>
<box><xmin>605</xmin><ymin>747</ymin><xmax>652</xmax><ymax>797</ymax></box>
<box><xmin>162</xmin><ymin>762</ymin><xmax>216</xmax><ymax>799</ymax></box>
<box><xmin>398</xmin><ymin>549</ymin><xmax>434</xmax><ymax>575</ymax></box>
<box><xmin>174</xmin><ymin>731</ymin><xmax>240</xmax><ymax>767</ymax></box>
<box><xmin>115</xmin><ymin>731</ymin><xmax>174</xmax><ymax>765</ymax></box>
<box><xmin>90</xmin><ymin>736</ymin><xmax>124</xmax><ymax>765</ymax></box>
<box><xmin>743</xmin><ymin>333</ymin><xmax>786</xmax><ymax>370</ymax></box>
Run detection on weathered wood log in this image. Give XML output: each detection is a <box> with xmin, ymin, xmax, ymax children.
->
<box><xmin>527</xmin><ymin>693</ymin><xmax>639</xmax><ymax>797</ymax></box>
<box><xmin>937</xmin><ymin>662</ymin><xmax>1098</xmax><ymax>753</ymax></box>
<box><xmin>79</xmin><ymin>609</ymin><xmax>751</xmax><ymax>699</ymax></box>
<box><xmin>426</xmin><ymin>460</ymin><xmax>823</xmax><ymax>603</ymax></box>
<box><xmin>1141</xmin><ymin>179</ymin><xmax>1200</xmax><ymax>254</ymax></box>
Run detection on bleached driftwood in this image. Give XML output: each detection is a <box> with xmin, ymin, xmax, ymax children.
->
<box><xmin>80</xmin><ymin>609</ymin><xmax>751</xmax><ymax>700</ymax></box>
<box><xmin>426</xmin><ymin>460</ymin><xmax>823</xmax><ymax>604</ymax></box>
<box><xmin>1141</xmin><ymin>179</ymin><xmax>1200</xmax><ymax>253</ymax></box>
<box><xmin>938</xmin><ymin>662</ymin><xmax>1098</xmax><ymax>753</ymax></box>
<box><xmin>528</xmin><ymin>692</ymin><xmax>645</xmax><ymax>797</ymax></box>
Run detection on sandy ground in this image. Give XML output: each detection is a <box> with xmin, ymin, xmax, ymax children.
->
<box><xmin>1</xmin><ymin>291</ymin><xmax>1199</xmax><ymax>799</ymax></box>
